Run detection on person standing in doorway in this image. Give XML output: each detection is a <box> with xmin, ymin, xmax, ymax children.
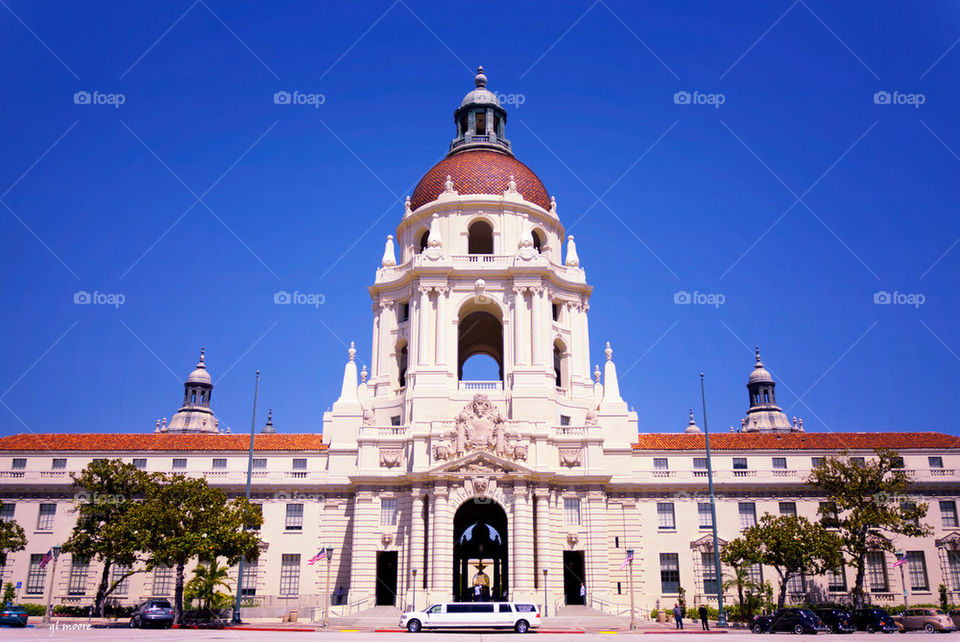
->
<box><xmin>673</xmin><ymin>603</ymin><xmax>684</xmax><ymax>630</ymax></box>
<box><xmin>579</xmin><ymin>582</ymin><xmax>586</xmax><ymax>604</ymax></box>
<box><xmin>474</xmin><ymin>582</ymin><xmax>482</xmax><ymax>602</ymax></box>
<box><xmin>699</xmin><ymin>604</ymin><xmax>709</xmax><ymax>631</ymax></box>
<box><xmin>336</xmin><ymin>586</ymin><xmax>344</xmax><ymax>605</ymax></box>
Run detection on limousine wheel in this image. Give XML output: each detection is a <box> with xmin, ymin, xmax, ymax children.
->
<box><xmin>515</xmin><ymin>619</ymin><xmax>529</xmax><ymax>634</ymax></box>
<box><xmin>407</xmin><ymin>619</ymin><xmax>421</xmax><ymax>633</ymax></box>
<box><xmin>752</xmin><ymin>624</ymin><xmax>765</xmax><ymax>634</ymax></box>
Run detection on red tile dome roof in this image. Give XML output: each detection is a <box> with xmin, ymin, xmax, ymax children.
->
<box><xmin>410</xmin><ymin>150</ymin><xmax>551</xmax><ymax>211</ymax></box>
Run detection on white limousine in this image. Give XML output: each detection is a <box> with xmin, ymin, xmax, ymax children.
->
<box><xmin>400</xmin><ymin>602</ymin><xmax>542</xmax><ymax>633</ymax></box>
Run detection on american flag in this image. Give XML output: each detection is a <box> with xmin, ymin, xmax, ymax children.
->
<box><xmin>619</xmin><ymin>551</ymin><xmax>634</xmax><ymax>571</ymax></box>
<box><xmin>38</xmin><ymin>550</ymin><xmax>53</xmax><ymax>569</ymax></box>
<box><xmin>308</xmin><ymin>549</ymin><xmax>327</xmax><ymax>565</ymax></box>
<box><xmin>892</xmin><ymin>555</ymin><xmax>909</xmax><ymax>568</ymax></box>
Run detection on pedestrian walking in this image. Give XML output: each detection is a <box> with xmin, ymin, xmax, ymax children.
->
<box><xmin>699</xmin><ymin>604</ymin><xmax>709</xmax><ymax>631</ymax></box>
<box><xmin>579</xmin><ymin>582</ymin><xmax>586</xmax><ymax>603</ymax></box>
<box><xmin>673</xmin><ymin>603</ymin><xmax>684</xmax><ymax>630</ymax></box>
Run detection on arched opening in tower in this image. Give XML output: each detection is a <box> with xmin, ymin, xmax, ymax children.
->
<box><xmin>397</xmin><ymin>341</ymin><xmax>408</xmax><ymax>388</ymax></box>
<box><xmin>457</xmin><ymin>309</ymin><xmax>503</xmax><ymax>381</ymax></box>
<box><xmin>453</xmin><ymin>499</ymin><xmax>508</xmax><ymax>602</ymax></box>
<box><xmin>532</xmin><ymin>229</ymin><xmax>544</xmax><ymax>254</ymax></box>
<box><xmin>468</xmin><ymin>220</ymin><xmax>494</xmax><ymax>255</ymax></box>
<box><xmin>418</xmin><ymin>230</ymin><xmax>429</xmax><ymax>254</ymax></box>
<box><xmin>553</xmin><ymin>339</ymin><xmax>569</xmax><ymax>389</ymax></box>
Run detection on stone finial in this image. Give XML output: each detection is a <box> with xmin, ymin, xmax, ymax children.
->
<box><xmin>565</xmin><ymin>235</ymin><xmax>580</xmax><ymax>267</ymax></box>
<box><xmin>444</xmin><ymin>174</ymin><xmax>455</xmax><ymax>193</ymax></box>
<box><xmin>793</xmin><ymin>416</ymin><xmax>798</xmax><ymax>429</ymax></box>
<box><xmin>428</xmin><ymin>213</ymin><xmax>443</xmax><ymax>248</ymax></box>
<box><xmin>404</xmin><ymin>195</ymin><xmax>412</xmax><ymax>216</ymax></box>
<box><xmin>348</xmin><ymin>341</ymin><xmax>356</xmax><ymax>362</ymax></box>
<box><xmin>594</xmin><ymin>364</ymin><xmax>601</xmax><ymax>383</ymax></box>
<box><xmin>605</xmin><ymin>341</ymin><xmax>613</xmax><ymax>362</ymax></box>
<box><xmin>155</xmin><ymin>418</ymin><xmax>161</xmax><ymax>433</ymax></box>
<box><xmin>381</xmin><ymin>234</ymin><xmax>397</xmax><ymax>267</ymax></box>
<box><xmin>226</xmin><ymin>426</ymin><xmax>230</xmax><ymax>434</ymax></box>
<box><xmin>198</xmin><ymin>346</ymin><xmax>205</xmax><ymax>366</ymax></box>
<box><xmin>798</xmin><ymin>418</ymin><xmax>804</xmax><ymax>432</ymax></box>
<box><xmin>475</xmin><ymin>65</ymin><xmax>487</xmax><ymax>88</ymax></box>
<box><xmin>161</xmin><ymin>417</ymin><xmax>167</xmax><ymax>433</ymax></box>
<box><xmin>550</xmin><ymin>196</ymin><xmax>557</xmax><ymax>214</ymax></box>
<box><xmin>755</xmin><ymin>345</ymin><xmax>762</xmax><ymax>364</ymax></box>
<box><xmin>360</xmin><ymin>365</ymin><xmax>368</xmax><ymax>384</ymax></box>
<box><xmin>506</xmin><ymin>174</ymin><xmax>518</xmax><ymax>194</ymax></box>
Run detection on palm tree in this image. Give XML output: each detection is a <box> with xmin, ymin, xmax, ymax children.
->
<box><xmin>185</xmin><ymin>559</ymin><xmax>233</xmax><ymax>615</ymax></box>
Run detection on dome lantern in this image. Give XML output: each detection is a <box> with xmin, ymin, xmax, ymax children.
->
<box><xmin>450</xmin><ymin>66</ymin><xmax>511</xmax><ymax>155</ymax></box>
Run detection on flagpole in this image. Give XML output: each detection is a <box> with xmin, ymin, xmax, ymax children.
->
<box><xmin>232</xmin><ymin>370</ymin><xmax>260</xmax><ymax>625</ymax></box>
<box><xmin>701</xmin><ymin>372</ymin><xmax>727</xmax><ymax>627</ymax></box>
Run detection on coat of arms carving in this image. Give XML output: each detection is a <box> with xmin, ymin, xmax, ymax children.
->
<box><xmin>559</xmin><ymin>448</ymin><xmax>583</xmax><ymax>467</ymax></box>
<box><xmin>456</xmin><ymin>394</ymin><xmax>507</xmax><ymax>457</ymax></box>
<box><xmin>379</xmin><ymin>447</ymin><xmax>403</xmax><ymax>468</ymax></box>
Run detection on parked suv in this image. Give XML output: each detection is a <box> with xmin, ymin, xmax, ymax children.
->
<box><xmin>130</xmin><ymin>599</ymin><xmax>174</xmax><ymax>629</ymax></box>
<box><xmin>893</xmin><ymin>608</ymin><xmax>956</xmax><ymax>633</ymax></box>
<box><xmin>812</xmin><ymin>608</ymin><xmax>856</xmax><ymax>633</ymax></box>
<box><xmin>850</xmin><ymin>608</ymin><xmax>898</xmax><ymax>633</ymax></box>
<box><xmin>751</xmin><ymin>608</ymin><xmax>829</xmax><ymax>634</ymax></box>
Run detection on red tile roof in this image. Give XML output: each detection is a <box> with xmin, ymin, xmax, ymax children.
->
<box><xmin>410</xmin><ymin>149</ymin><xmax>551</xmax><ymax>211</ymax></box>
<box><xmin>633</xmin><ymin>432</ymin><xmax>960</xmax><ymax>451</ymax></box>
<box><xmin>0</xmin><ymin>434</ymin><xmax>327</xmax><ymax>452</ymax></box>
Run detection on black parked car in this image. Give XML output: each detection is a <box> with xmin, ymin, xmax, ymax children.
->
<box><xmin>812</xmin><ymin>609</ymin><xmax>856</xmax><ymax>633</ymax></box>
<box><xmin>751</xmin><ymin>608</ymin><xmax>830</xmax><ymax>634</ymax></box>
<box><xmin>849</xmin><ymin>608</ymin><xmax>898</xmax><ymax>634</ymax></box>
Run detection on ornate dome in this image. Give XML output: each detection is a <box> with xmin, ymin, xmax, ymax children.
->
<box><xmin>187</xmin><ymin>347</ymin><xmax>211</xmax><ymax>385</ymax></box>
<box><xmin>748</xmin><ymin>347</ymin><xmax>774</xmax><ymax>384</ymax></box>
<box><xmin>410</xmin><ymin>150</ymin><xmax>551</xmax><ymax>211</ymax></box>
<box><xmin>460</xmin><ymin>66</ymin><xmax>500</xmax><ymax>107</ymax></box>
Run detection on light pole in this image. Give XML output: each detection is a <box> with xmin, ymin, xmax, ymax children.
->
<box><xmin>627</xmin><ymin>549</ymin><xmax>636</xmax><ymax>630</ymax></box>
<box><xmin>412</xmin><ymin>568</ymin><xmax>418</xmax><ymax>612</ymax></box>
<box><xmin>42</xmin><ymin>545</ymin><xmax>61</xmax><ymax>624</ymax></box>
<box><xmin>233</xmin><ymin>370</ymin><xmax>261</xmax><ymax>625</ymax></box>
<box><xmin>701</xmin><ymin>373</ymin><xmax>727</xmax><ymax>627</ymax></box>
<box><xmin>895</xmin><ymin>551</ymin><xmax>909</xmax><ymax>611</ymax></box>
<box><xmin>542</xmin><ymin>568</ymin><xmax>548</xmax><ymax>617</ymax></box>
<box><xmin>323</xmin><ymin>547</ymin><xmax>335</xmax><ymax>628</ymax></box>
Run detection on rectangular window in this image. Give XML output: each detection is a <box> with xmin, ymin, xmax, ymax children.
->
<box><xmin>941</xmin><ymin>500</ymin><xmax>959</xmax><ymax>528</ymax></box>
<box><xmin>659</xmin><ymin>553</ymin><xmax>680</xmax><ymax>593</ymax></box>
<box><xmin>826</xmin><ymin>567</ymin><xmax>846</xmax><ymax>592</ymax></box>
<box><xmin>391</xmin><ymin>415</ymin><xmax>402</xmax><ymax>426</ymax></box>
<box><xmin>811</xmin><ymin>457</ymin><xmax>824</xmax><ymax>468</ymax></box>
<box><xmin>381</xmin><ymin>498</ymin><xmax>398</xmax><ymax>526</ymax></box>
<box><xmin>907</xmin><ymin>551</ymin><xmax>929</xmax><ymax>591</ymax></box>
<box><xmin>738</xmin><ymin>502</ymin><xmax>757</xmax><ymax>529</ymax></box>
<box><xmin>559</xmin><ymin>415</ymin><xmax>571</xmax><ymax>426</ymax></box>
<box><xmin>172</xmin><ymin>458</ymin><xmax>186</xmax><ymax>470</ymax></box>
<box><xmin>153</xmin><ymin>565</ymin><xmax>173</xmax><ymax>595</ymax></box>
<box><xmin>11</xmin><ymin>458</ymin><xmax>26</xmax><ymax>470</ymax></box>
<box><xmin>552</xmin><ymin>303</ymin><xmax>561</xmax><ymax>322</ymax></box>
<box><xmin>866</xmin><ymin>551</ymin><xmax>890</xmax><ymax>592</ymax></box>
<box><xmin>132</xmin><ymin>458</ymin><xmax>146</xmax><ymax>469</ymax></box>
<box><xmin>702</xmin><ymin>552</ymin><xmax>718</xmax><ymax>593</ymax></box>
<box><xmin>212</xmin><ymin>458</ymin><xmax>227</xmax><ymax>470</ymax></box>
<box><xmin>37</xmin><ymin>504</ymin><xmax>56</xmax><ymax>530</ymax></box>
<box><xmin>52</xmin><ymin>458</ymin><xmax>66</xmax><ymax>470</ymax></box>
<box><xmin>397</xmin><ymin>302</ymin><xmax>409</xmax><ymax>323</ymax></box>
<box><xmin>786</xmin><ymin>572</ymin><xmax>806</xmax><ymax>594</ymax></box>
<box><xmin>693</xmin><ymin>457</ymin><xmax>707</xmax><ymax>470</ymax></box>
<box><xmin>279</xmin><ymin>554</ymin><xmax>301</xmax><ymax>596</ymax></box>
<box><xmin>657</xmin><ymin>503</ymin><xmax>676</xmax><ymax>530</ymax></box>
<box><xmin>819</xmin><ymin>501</ymin><xmax>839</xmax><ymax>525</ymax></box>
<box><xmin>772</xmin><ymin>457</ymin><xmax>787</xmax><ymax>470</ymax></box>
<box><xmin>0</xmin><ymin>503</ymin><xmax>14</xmax><ymax>521</ymax></box>
<box><xmin>948</xmin><ymin>551</ymin><xmax>960</xmax><ymax>591</ymax></box>
<box><xmin>890</xmin><ymin>456</ymin><xmax>905</xmax><ymax>469</ymax></box>
<box><xmin>111</xmin><ymin>563</ymin><xmax>131</xmax><ymax>596</ymax></box>
<box><xmin>929</xmin><ymin>456</ymin><xmax>944</xmax><ymax>468</ymax></box>
<box><xmin>746</xmin><ymin>563</ymin><xmax>763</xmax><ymax>586</ymax></box>
<box><xmin>779</xmin><ymin>502</ymin><xmax>797</xmax><ymax>517</ymax></box>
<box><xmin>285</xmin><ymin>503</ymin><xmax>304</xmax><ymax>531</ymax></box>
<box><xmin>292</xmin><ymin>458</ymin><xmax>307</xmax><ymax>470</ymax></box>
<box><xmin>26</xmin><ymin>554</ymin><xmax>46</xmax><ymax>594</ymax></box>
<box><xmin>563</xmin><ymin>498</ymin><xmax>581</xmax><ymax>526</ymax></box>
<box><xmin>241</xmin><ymin>558</ymin><xmax>258</xmax><ymax>596</ymax></box>
<box><xmin>733</xmin><ymin>457</ymin><xmax>748</xmax><ymax>470</ymax></box>
<box><xmin>850</xmin><ymin>456</ymin><xmax>865</xmax><ymax>466</ymax></box>
<box><xmin>697</xmin><ymin>502</ymin><xmax>713</xmax><ymax>529</ymax></box>
<box><xmin>901</xmin><ymin>501</ymin><xmax>919</xmax><ymax>527</ymax></box>
<box><xmin>249</xmin><ymin>504</ymin><xmax>262</xmax><ymax>530</ymax></box>
<box><xmin>68</xmin><ymin>557</ymin><xmax>89</xmax><ymax>595</ymax></box>
<box><xmin>653</xmin><ymin>458</ymin><xmax>669</xmax><ymax>470</ymax></box>
<box><xmin>252</xmin><ymin>458</ymin><xmax>267</xmax><ymax>470</ymax></box>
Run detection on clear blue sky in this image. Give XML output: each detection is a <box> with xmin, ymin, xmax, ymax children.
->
<box><xmin>1</xmin><ymin>0</ymin><xmax>958</xmax><ymax>437</ymax></box>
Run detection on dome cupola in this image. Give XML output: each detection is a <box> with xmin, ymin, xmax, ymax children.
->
<box><xmin>450</xmin><ymin>66</ymin><xmax>511</xmax><ymax>155</ymax></box>
<box><xmin>741</xmin><ymin>347</ymin><xmax>796</xmax><ymax>433</ymax></box>
<box><xmin>167</xmin><ymin>347</ymin><xmax>218</xmax><ymax>434</ymax></box>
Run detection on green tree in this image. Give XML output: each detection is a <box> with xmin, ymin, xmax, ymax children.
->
<box><xmin>130</xmin><ymin>474</ymin><xmax>262</xmax><ymax>624</ymax></box>
<box><xmin>721</xmin><ymin>538</ymin><xmax>762</xmax><ymax>620</ymax></box>
<box><xmin>60</xmin><ymin>459</ymin><xmax>150</xmax><ymax>616</ymax></box>
<box><xmin>2</xmin><ymin>582</ymin><xmax>15</xmax><ymax>606</ymax></box>
<box><xmin>185</xmin><ymin>558</ymin><xmax>233</xmax><ymax>617</ymax></box>
<box><xmin>739</xmin><ymin>514</ymin><xmax>842</xmax><ymax>609</ymax></box>
<box><xmin>0</xmin><ymin>501</ymin><xmax>26</xmax><ymax>567</ymax></box>
<box><xmin>807</xmin><ymin>449</ymin><xmax>930</xmax><ymax>608</ymax></box>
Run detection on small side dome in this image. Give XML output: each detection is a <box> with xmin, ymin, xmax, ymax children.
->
<box><xmin>187</xmin><ymin>347</ymin><xmax>212</xmax><ymax>384</ymax></box>
<box><xmin>684</xmin><ymin>409</ymin><xmax>702</xmax><ymax>434</ymax></box>
<box><xmin>261</xmin><ymin>408</ymin><xmax>277</xmax><ymax>434</ymax></box>
<box><xmin>747</xmin><ymin>346</ymin><xmax>774</xmax><ymax>384</ymax></box>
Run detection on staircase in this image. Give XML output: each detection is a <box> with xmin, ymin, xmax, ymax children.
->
<box><xmin>328</xmin><ymin>605</ymin><xmax>402</xmax><ymax>629</ymax></box>
<box><xmin>548</xmin><ymin>604</ymin><xmax>633</xmax><ymax>629</ymax></box>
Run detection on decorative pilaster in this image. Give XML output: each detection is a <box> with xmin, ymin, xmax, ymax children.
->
<box><xmin>514</xmin><ymin>483</ymin><xmax>535</xmax><ymax>595</ymax></box>
<box><xmin>531</xmin><ymin>287</ymin><xmax>544</xmax><ymax>366</ymax></box>
<box><xmin>417</xmin><ymin>286</ymin><xmax>432</xmax><ymax>365</ymax></box>
<box><xmin>411</xmin><ymin>491</ymin><xmax>425</xmax><ymax>605</ymax></box>
<box><xmin>371</xmin><ymin>304</ymin><xmax>381</xmax><ymax>377</ymax></box>
<box><xmin>513</xmin><ymin>287</ymin><xmax>528</xmax><ymax>366</ymax></box>
<box><xmin>435</xmin><ymin>286</ymin><xmax>448</xmax><ymax>365</ymax></box>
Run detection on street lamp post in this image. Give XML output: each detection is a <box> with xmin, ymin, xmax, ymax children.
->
<box><xmin>542</xmin><ymin>568</ymin><xmax>548</xmax><ymax>617</ymax></box>
<box><xmin>627</xmin><ymin>549</ymin><xmax>636</xmax><ymax>630</ymax></box>
<box><xmin>323</xmin><ymin>547</ymin><xmax>335</xmax><ymax>628</ymax></box>
<box><xmin>412</xmin><ymin>568</ymin><xmax>418</xmax><ymax>612</ymax></box>
<box><xmin>895</xmin><ymin>551</ymin><xmax>909</xmax><ymax>611</ymax></box>
<box><xmin>42</xmin><ymin>545</ymin><xmax>61</xmax><ymax>624</ymax></box>
<box><xmin>232</xmin><ymin>370</ymin><xmax>261</xmax><ymax>625</ymax></box>
<box><xmin>700</xmin><ymin>373</ymin><xmax>727</xmax><ymax>628</ymax></box>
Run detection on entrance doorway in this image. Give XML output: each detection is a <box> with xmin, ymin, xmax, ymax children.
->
<box><xmin>563</xmin><ymin>551</ymin><xmax>585</xmax><ymax>605</ymax></box>
<box><xmin>376</xmin><ymin>551</ymin><xmax>398</xmax><ymax>606</ymax></box>
<box><xmin>453</xmin><ymin>500</ymin><xmax>508</xmax><ymax>601</ymax></box>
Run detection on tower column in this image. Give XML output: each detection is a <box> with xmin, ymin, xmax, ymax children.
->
<box><xmin>579</xmin><ymin>302</ymin><xmax>591</xmax><ymax>379</ymax></box>
<box><xmin>513</xmin><ymin>483</ymin><xmax>535</xmax><ymax>597</ymax></box>
<box><xmin>418</xmin><ymin>286</ymin><xmax>432</xmax><ymax>365</ymax></box>
<box><xmin>410</xmin><ymin>491</ymin><xmax>425</xmax><ymax>606</ymax></box>
<box><xmin>435</xmin><ymin>287</ymin><xmax>448</xmax><ymax>365</ymax></box>
<box><xmin>513</xmin><ymin>287</ymin><xmax>528</xmax><ymax>366</ymax></box>
<box><xmin>531</xmin><ymin>286</ymin><xmax>544</xmax><ymax>366</ymax></box>
<box><xmin>371</xmin><ymin>304</ymin><xmax>381</xmax><ymax>377</ymax></box>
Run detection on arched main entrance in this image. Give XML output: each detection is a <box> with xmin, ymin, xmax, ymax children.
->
<box><xmin>453</xmin><ymin>500</ymin><xmax>508</xmax><ymax>602</ymax></box>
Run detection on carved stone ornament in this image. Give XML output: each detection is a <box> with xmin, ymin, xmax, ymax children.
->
<box><xmin>567</xmin><ymin>533</ymin><xmax>579</xmax><ymax>547</ymax></box>
<box><xmin>472</xmin><ymin>476</ymin><xmax>489</xmax><ymax>494</ymax></box>
<box><xmin>379</xmin><ymin>447</ymin><xmax>403</xmax><ymax>468</ymax></box>
<box><xmin>362</xmin><ymin>409</ymin><xmax>376</xmax><ymax>426</ymax></box>
<box><xmin>559</xmin><ymin>448</ymin><xmax>583</xmax><ymax>467</ymax></box>
<box><xmin>512</xmin><ymin>444</ymin><xmax>529</xmax><ymax>461</ymax></box>
<box><xmin>456</xmin><ymin>394</ymin><xmax>507</xmax><ymax>457</ymax></box>
<box><xmin>432</xmin><ymin>442</ymin><xmax>453</xmax><ymax>462</ymax></box>
<box><xmin>381</xmin><ymin>533</ymin><xmax>393</xmax><ymax>547</ymax></box>
<box><xmin>474</xmin><ymin>279</ymin><xmax>487</xmax><ymax>302</ymax></box>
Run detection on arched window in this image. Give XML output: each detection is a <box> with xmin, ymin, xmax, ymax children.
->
<box><xmin>397</xmin><ymin>342</ymin><xmax>408</xmax><ymax>388</ymax></box>
<box><xmin>554</xmin><ymin>339</ymin><xmax>569</xmax><ymax>391</ymax></box>
<box><xmin>532</xmin><ymin>230</ymin><xmax>543</xmax><ymax>254</ymax></box>
<box><xmin>468</xmin><ymin>220</ymin><xmax>494</xmax><ymax>255</ymax></box>
<box><xmin>475</xmin><ymin>110</ymin><xmax>486</xmax><ymax>135</ymax></box>
<box><xmin>418</xmin><ymin>230</ymin><xmax>430</xmax><ymax>254</ymax></box>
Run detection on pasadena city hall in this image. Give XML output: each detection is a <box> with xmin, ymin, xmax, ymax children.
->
<box><xmin>1</xmin><ymin>68</ymin><xmax>959</xmax><ymax>621</ymax></box>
